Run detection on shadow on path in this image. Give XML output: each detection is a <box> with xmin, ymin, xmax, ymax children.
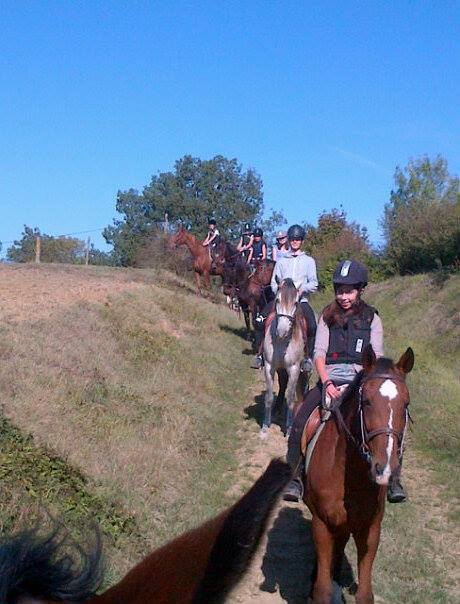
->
<box><xmin>245</xmin><ymin>390</ymin><xmax>287</xmax><ymax>432</ymax></box>
<box><xmin>259</xmin><ymin>506</ymin><xmax>355</xmax><ymax>603</ymax></box>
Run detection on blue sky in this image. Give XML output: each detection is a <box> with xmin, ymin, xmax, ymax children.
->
<box><xmin>1</xmin><ymin>1</ymin><xmax>459</xmax><ymax>254</ymax></box>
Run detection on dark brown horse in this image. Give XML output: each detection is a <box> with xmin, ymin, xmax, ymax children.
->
<box><xmin>169</xmin><ymin>226</ymin><xmax>223</xmax><ymax>296</ymax></box>
<box><xmin>222</xmin><ymin>257</ymin><xmax>275</xmax><ymax>341</ymax></box>
<box><xmin>0</xmin><ymin>460</ymin><xmax>290</xmax><ymax>604</ymax></box>
<box><xmin>305</xmin><ymin>345</ymin><xmax>414</xmax><ymax>604</ymax></box>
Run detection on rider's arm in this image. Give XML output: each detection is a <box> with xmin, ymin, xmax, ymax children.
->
<box><xmin>236</xmin><ymin>237</ymin><xmax>244</xmax><ymax>251</ymax></box>
<box><xmin>370</xmin><ymin>314</ymin><xmax>384</xmax><ymax>358</ymax></box>
<box><xmin>202</xmin><ymin>234</ymin><xmax>210</xmax><ymax>246</ymax></box>
<box><xmin>208</xmin><ymin>231</ymin><xmax>218</xmax><ymax>244</ymax></box>
<box><xmin>247</xmin><ymin>247</ymin><xmax>253</xmax><ymax>263</ymax></box>
<box><xmin>272</xmin><ymin>246</ymin><xmax>277</xmax><ymax>262</ymax></box>
<box><xmin>314</xmin><ymin>316</ymin><xmax>341</xmax><ymax>398</ymax></box>
<box><xmin>271</xmin><ymin>259</ymin><xmax>282</xmax><ymax>294</ymax></box>
<box><xmin>261</xmin><ymin>243</ymin><xmax>267</xmax><ymax>260</ymax></box>
<box><xmin>299</xmin><ymin>256</ymin><xmax>318</xmax><ymax>295</ymax></box>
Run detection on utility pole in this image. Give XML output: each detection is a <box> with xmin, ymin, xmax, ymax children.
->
<box><xmin>85</xmin><ymin>236</ymin><xmax>91</xmax><ymax>265</ymax></box>
<box><xmin>35</xmin><ymin>236</ymin><xmax>41</xmax><ymax>263</ymax></box>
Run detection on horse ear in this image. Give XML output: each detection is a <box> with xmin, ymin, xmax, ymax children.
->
<box><xmin>396</xmin><ymin>347</ymin><xmax>414</xmax><ymax>374</ymax></box>
<box><xmin>362</xmin><ymin>344</ymin><xmax>376</xmax><ymax>373</ymax></box>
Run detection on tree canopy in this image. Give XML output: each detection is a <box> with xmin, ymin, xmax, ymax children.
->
<box><xmin>103</xmin><ymin>154</ymin><xmax>284</xmax><ymax>266</ymax></box>
<box><xmin>382</xmin><ymin>155</ymin><xmax>460</xmax><ymax>273</ymax></box>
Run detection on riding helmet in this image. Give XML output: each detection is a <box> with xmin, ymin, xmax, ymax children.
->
<box><xmin>333</xmin><ymin>260</ymin><xmax>368</xmax><ymax>287</ymax></box>
<box><xmin>253</xmin><ymin>227</ymin><xmax>263</xmax><ymax>237</ymax></box>
<box><xmin>287</xmin><ymin>224</ymin><xmax>305</xmax><ymax>241</ymax></box>
<box><xmin>243</xmin><ymin>222</ymin><xmax>252</xmax><ymax>233</ymax></box>
<box><xmin>208</xmin><ymin>218</ymin><xmax>217</xmax><ymax>225</ymax></box>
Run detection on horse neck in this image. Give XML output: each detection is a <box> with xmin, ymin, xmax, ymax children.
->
<box><xmin>179</xmin><ymin>232</ymin><xmax>201</xmax><ymax>256</ymax></box>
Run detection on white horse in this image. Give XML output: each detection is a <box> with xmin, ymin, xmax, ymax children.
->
<box><xmin>261</xmin><ymin>278</ymin><xmax>308</xmax><ymax>439</ymax></box>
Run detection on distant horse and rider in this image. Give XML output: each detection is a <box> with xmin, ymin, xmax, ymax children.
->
<box><xmin>0</xmin><ymin>460</ymin><xmax>291</xmax><ymax>604</ymax></box>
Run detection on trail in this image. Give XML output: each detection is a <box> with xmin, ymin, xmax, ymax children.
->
<box><xmin>227</xmin><ymin>373</ymin><xmax>459</xmax><ymax>603</ymax></box>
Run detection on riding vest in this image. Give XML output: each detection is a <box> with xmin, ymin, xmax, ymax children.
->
<box><xmin>252</xmin><ymin>239</ymin><xmax>265</xmax><ymax>260</ymax></box>
<box><xmin>326</xmin><ymin>304</ymin><xmax>376</xmax><ymax>365</ymax></box>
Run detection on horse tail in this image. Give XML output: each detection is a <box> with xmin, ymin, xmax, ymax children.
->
<box><xmin>0</xmin><ymin>524</ymin><xmax>103</xmax><ymax>603</ymax></box>
<box><xmin>192</xmin><ymin>458</ymin><xmax>291</xmax><ymax>603</ymax></box>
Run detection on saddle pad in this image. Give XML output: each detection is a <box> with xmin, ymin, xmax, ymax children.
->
<box><xmin>300</xmin><ymin>406</ymin><xmax>321</xmax><ymax>456</ymax></box>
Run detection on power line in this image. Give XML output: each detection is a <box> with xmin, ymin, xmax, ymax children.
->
<box><xmin>0</xmin><ymin>227</ymin><xmax>107</xmax><ymax>247</ymax></box>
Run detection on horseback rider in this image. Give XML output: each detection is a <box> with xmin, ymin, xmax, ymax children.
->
<box><xmin>202</xmin><ymin>218</ymin><xmax>220</xmax><ymax>251</ymax></box>
<box><xmin>236</xmin><ymin>223</ymin><xmax>253</xmax><ymax>263</ymax></box>
<box><xmin>272</xmin><ymin>230</ymin><xmax>289</xmax><ymax>261</ymax></box>
<box><xmin>247</xmin><ymin>227</ymin><xmax>267</xmax><ymax>265</ymax></box>
<box><xmin>251</xmin><ymin>224</ymin><xmax>318</xmax><ymax>371</ymax></box>
<box><xmin>283</xmin><ymin>259</ymin><xmax>407</xmax><ymax>504</ymax></box>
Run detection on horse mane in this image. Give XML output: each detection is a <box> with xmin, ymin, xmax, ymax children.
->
<box><xmin>340</xmin><ymin>356</ymin><xmax>398</xmax><ymax>407</ymax></box>
<box><xmin>0</xmin><ymin>525</ymin><xmax>103</xmax><ymax>603</ymax></box>
<box><xmin>192</xmin><ymin>458</ymin><xmax>291</xmax><ymax>603</ymax></box>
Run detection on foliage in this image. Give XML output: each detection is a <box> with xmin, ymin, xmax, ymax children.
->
<box><xmin>382</xmin><ymin>155</ymin><xmax>460</xmax><ymax>274</ymax></box>
<box><xmin>103</xmin><ymin>154</ymin><xmax>284</xmax><ymax>266</ymax></box>
<box><xmin>302</xmin><ymin>208</ymin><xmax>386</xmax><ymax>288</ymax></box>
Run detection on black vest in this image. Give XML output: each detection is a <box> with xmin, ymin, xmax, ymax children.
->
<box><xmin>252</xmin><ymin>239</ymin><xmax>265</xmax><ymax>260</ymax></box>
<box><xmin>326</xmin><ymin>303</ymin><xmax>376</xmax><ymax>365</ymax></box>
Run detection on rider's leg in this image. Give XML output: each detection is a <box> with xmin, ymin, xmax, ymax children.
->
<box><xmin>299</xmin><ymin>300</ymin><xmax>317</xmax><ymax>372</ymax></box>
<box><xmin>387</xmin><ymin>459</ymin><xmax>407</xmax><ymax>503</ymax></box>
<box><xmin>284</xmin><ymin>384</ymin><xmax>322</xmax><ymax>501</ymax></box>
<box><xmin>251</xmin><ymin>300</ymin><xmax>274</xmax><ymax>368</ymax></box>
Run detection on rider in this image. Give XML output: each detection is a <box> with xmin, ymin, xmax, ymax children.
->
<box><xmin>283</xmin><ymin>259</ymin><xmax>407</xmax><ymax>504</ymax></box>
<box><xmin>272</xmin><ymin>230</ymin><xmax>289</xmax><ymax>261</ymax></box>
<box><xmin>237</xmin><ymin>223</ymin><xmax>253</xmax><ymax>263</ymax></box>
<box><xmin>251</xmin><ymin>224</ymin><xmax>318</xmax><ymax>371</ymax></box>
<box><xmin>247</xmin><ymin>227</ymin><xmax>267</xmax><ymax>264</ymax></box>
<box><xmin>202</xmin><ymin>218</ymin><xmax>220</xmax><ymax>251</ymax></box>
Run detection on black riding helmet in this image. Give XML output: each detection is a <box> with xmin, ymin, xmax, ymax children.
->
<box><xmin>208</xmin><ymin>218</ymin><xmax>217</xmax><ymax>225</ymax></box>
<box><xmin>253</xmin><ymin>227</ymin><xmax>263</xmax><ymax>237</ymax></box>
<box><xmin>243</xmin><ymin>222</ymin><xmax>252</xmax><ymax>233</ymax></box>
<box><xmin>333</xmin><ymin>259</ymin><xmax>368</xmax><ymax>288</ymax></box>
<box><xmin>287</xmin><ymin>224</ymin><xmax>306</xmax><ymax>241</ymax></box>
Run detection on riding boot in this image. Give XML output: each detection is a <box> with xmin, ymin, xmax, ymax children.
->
<box><xmin>387</xmin><ymin>462</ymin><xmax>407</xmax><ymax>503</ymax></box>
<box><xmin>252</xmin><ymin>314</ymin><xmax>265</xmax><ymax>369</ymax></box>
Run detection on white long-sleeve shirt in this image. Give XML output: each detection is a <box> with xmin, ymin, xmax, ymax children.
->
<box><xmin>271</xmin><ymin>251</ymin><xmax>318</xmax><ymax>299</ymax></box>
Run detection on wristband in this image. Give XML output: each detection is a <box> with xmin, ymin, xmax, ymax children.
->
<box><xmin>324</xmin><ymin>380</ymin><xmax>333</xmax><ymax>388</ymax></box>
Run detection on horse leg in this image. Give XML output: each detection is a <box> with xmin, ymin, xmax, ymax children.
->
<box><xmin>261</xmin><ymin>362</ymin><xmax>275</xmax><ymax>439</ymax></box>
<box><xmin>194</xmin><ymin>271</ymin><xmax>202</xmax><ymax>296</ymax></box>
<box><xmin>285</xmin><ymin>366</ymin><xmax>301</xmax><ymax>438</ymax></box>
<box><xmin>353</xmin><ymin>522</ymin><xmax>381</xmax><ymax>604</ymax></box>
<box><xmin>311</xmin><ymin>515</ymin><xmax>335</xmax><ymax>604</ymax></box>
<box><xmin>242</xmin><ymin>306</ymin><xmax>252</xmax><ymax>341</ymax></box>
<box><xmin>273</xmin><ymin>368</ymin><xmax>287</xmax><ymax>416</ymax></box>
<box><xmin>204</xmin><ymin>269</ymin><xmax>211</xmax><ymax>290</ymax></box>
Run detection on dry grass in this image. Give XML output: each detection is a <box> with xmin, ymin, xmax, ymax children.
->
<box><xmin>0</xmin><ymin>262</ymin><xmax>254</xmax><ymax>580</ymax></box>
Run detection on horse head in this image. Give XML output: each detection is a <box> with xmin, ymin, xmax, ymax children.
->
<box><xmin>169</xmin><ymin>225</ymin><xmax>187</xmax><ymax>249</ymax></box>
<box><xmin>359</xmin><ymin>345</ymin><xmax>414</xmax><ymax>486</ymax></box>
<box><xmin>275</xmin><ymin>278</ymin><xmax>300</xmax><ymax>339</ymax></box>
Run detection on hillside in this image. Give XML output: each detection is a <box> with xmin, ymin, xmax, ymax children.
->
<box><xmin>0</xmin><ymin>264</ymin><xmax>458</xmax><ymax>601</ymax></box>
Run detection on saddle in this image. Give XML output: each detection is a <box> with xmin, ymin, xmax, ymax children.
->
<box><xmin>300</xmin><ymin>384</ymin><xmax>349</xmax><ymax>457</ymax></box>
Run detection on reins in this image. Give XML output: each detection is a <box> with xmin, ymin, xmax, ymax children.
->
<box><xmin>330</xmin><ymin>372</ymin><xmax>412</xmax><ymax>465</ymax></box>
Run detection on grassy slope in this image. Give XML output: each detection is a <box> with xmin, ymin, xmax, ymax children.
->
<box><xmin>0</xmin><ymin>266</ymin><xmax>458</xmax><ymax>601</ymax></box>
<box><xmin>312</xmin><ymin>274</ymin><xmax>459</xmax><ymax>603</ymax></box>
<box><xmin>0</xmin><ymin>265</ymin><xmax>254</xmax><ymax>582</ymax></box>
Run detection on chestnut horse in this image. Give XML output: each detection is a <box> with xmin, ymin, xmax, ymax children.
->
<box><xmin>0</xmin><ymin>459</ymin><xmax>290</xmax><ymax>604</ymax></box>
<box><xmin>169</xmin><ymin>226</ymin><xmax>222</xmax><ymax>296</ymax></box>
<box><xmin>222</xmin><ymin>257</ymin><xmax>275</xmax><ymax>342</ymax></box>
<box><xmin>305</xmin><ymin>345</ymin><xmax>414</xmax><ymax>604</ymax></box>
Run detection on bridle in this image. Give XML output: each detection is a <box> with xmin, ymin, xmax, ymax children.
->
<box><xmin>357</xmin><ymin>373</ymin><xmax>410</xmax><ymax>465</ymax></box>
<box><xmin>332</xmin><ymin>372</ymin><xmax>411</xmax><ymax>466</ymax></box>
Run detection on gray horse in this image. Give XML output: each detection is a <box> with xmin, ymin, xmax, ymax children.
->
<box><xmin>261</xmin><ymin>278</ymin><xmax>308</xmax><ymax>439</ymax></box>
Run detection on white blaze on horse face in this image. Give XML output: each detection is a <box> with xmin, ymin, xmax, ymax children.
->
<box><xmin>379</xmin><ymin>379</ymin><xmax>398</xmax><ymax>400</ymax></box>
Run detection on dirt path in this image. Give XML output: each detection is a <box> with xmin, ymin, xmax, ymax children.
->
<box><xmin>228</xmin><ymin>375</ymin><xmax>459</xmax><ymax>604</ymax></box>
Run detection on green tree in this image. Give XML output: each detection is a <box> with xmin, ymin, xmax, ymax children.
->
<box><xmin>303</xmin><ymin>208</ymin><xmax>383</xmax><ymax>288</ymax></box>
<box><xmin>104</xmin><ymin>155</ymin><xmax>268</xmax><ymax>266</ymax></box>
<box><xmin>7</xmin><ymin>226</ymin><xmax>113</xmax><ymax>265</ymax></box>
<box><xmin>383</xmin><ymin>155</ymin><xmax>460</xmax><ymax>273</ymax></box>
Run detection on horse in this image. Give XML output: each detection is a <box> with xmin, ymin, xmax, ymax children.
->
<box><xmin>305</xmin><ymin>344</ymin><xmax>414</xmax><ymax>604</ymax></box>
<box><xmin>222</xmin><ymin>257</ymin><xmax>275</xmax><ymax>342</ymax></box>
<box><xmin>0</xmin><ymin>459</ymin><xmax>291</xmax><ymax>604</ymax></box>
<box><xmin>261</xmin><ymin>278</ymin><xmax>308</xmax><ymax>440</ymax></box>
<box><xmin>210</xmin><ymin>238</ymin><xmax>240</xmax><ymax>274</ymax></box>
<box><xmin>169</xmin><ymin>226</ymin><xmax>222</xmax><ymax>296</ymax></box>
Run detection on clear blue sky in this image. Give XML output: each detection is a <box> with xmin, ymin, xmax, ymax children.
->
<box><xmin>1</xmin><ymin>1</ymin><xmax>459</xmax><ymax>254</ymax></box>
